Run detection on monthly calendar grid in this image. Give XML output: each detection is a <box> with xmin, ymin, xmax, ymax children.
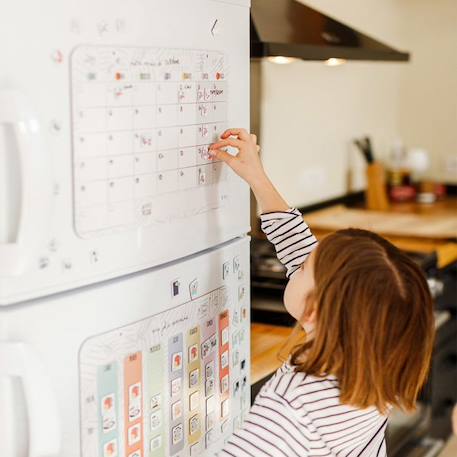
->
<box><xmin>71</xmin><ymin>46</ymin><xmax>229</xmax><ymax>236</ymax></box>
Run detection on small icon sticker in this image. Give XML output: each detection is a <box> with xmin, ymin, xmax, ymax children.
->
<box><xmin>221</xmin><ymin>374</ymin><xmax>229</xmax><ymax>394</ymax></box>
<box><xmin>171</xmin><ymin>378</ymin><xmax>182</xmax><ymax>397</ymax></box>
<box><xmin>205</xmin><ymin>361</ymin><xmax>215</xmax><ymax>379</ymax></box>
<box><xmin>172</xmin><ymin>423</ymin><xmax>184</xmax><ymax>445</ymax></box>
<box><xmin>150</xmin><ymin>435</ymin><xmax>162</xmax><ymax>451</ymax></box>
<box><xmin>171</xmin><ymin>400</ymin><xmax>183</xmax><ymax>420</ymax></box>
<box><xmin>189</xmin><ymin>344</ymin><xmax>199</xmax><ymax>363</ymax></box>
<box><xmin>127</xmin><ymin>423</ymin><xmax>141</xmax><ymax>445</ymax></box>
<box><xmin>128</xmin><ymin>383</ymin><xmax>142</xmax><ymax>421</ymax></box>
<box><xmin>150</xmin><ymin>393</ymin><xmax>161</xmax><ymax>411</ymax></box>
<box><xmin>189</xmin><ymin>368</ymin><xmax>200</xmax><ymax>388</ymax></box>
<box><xmin>189</xmin><ymin>414</ymin><xmax>200</xmax><ymax>435</ymax></box>
<box><xmin>101</xmin><ymin>394</ymin><xmax>117</xmax><ymax>433</ymax></box>
<box><xmin>172</xmin><ymin>352</ymin><xmax>183</xmax><ymax>372</ymax></box>
<box><xmin>189</xmin><ymin>391</ymin><xmax>200</xmax><ymax>411</ymax></box>
<box><xmin>221</xmin><ymin>350</ymin><xmax>229</xmax><ymax>369</ymax></box>
<box><xmin>103</xmin><ymin>439</ymin><xmax>118</xmax><ymax>457</ymax></box>
<box><xmin>150</xmin><ymin>411</ymin><xmax>161</xmax><ymax>431</ymax></box>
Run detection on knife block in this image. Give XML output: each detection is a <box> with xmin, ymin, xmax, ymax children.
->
<box><xmin>366</xmin><ymin>162</ymin><xmax>390</xmax><ymax>211</ymax></box>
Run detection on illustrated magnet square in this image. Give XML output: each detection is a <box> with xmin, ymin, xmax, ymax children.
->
<box><xmin>150</xmin><ymin>411</ymin><xmax>161</xmax><ymax>431</ymax></box>
<box><xmin>171</xmin><ymin>400</ymin><xmax>182</xmax><ymax>420</ymax></box>
<box><xmin>101</xmin><ymin>393</ymin><xmax>117</xmax><ymax>433</ymax></box>
<box><xmin>128</xmin><ymin>383</ymin><xmax>142</xmax><ymax>421</ymax></box>
<box><xmin>150</xmin><ymin>435</ymin><xmax>162</xmax><ymax>451</ymax></box>
<box><xmin>103</xmin><ymin>439</ymin><xmax>118</xmax><ymax>457</ymax></box>
<box><xmin>221</xmin><ymin>327</ymin><xmax>229</xmax><ymax>346</ymax></box>
<box><xmin>172</xmin><ymin>423</ymin><xmax>184</xmax><ymax>445</ymax></box>
<box><xmin>189</xmin><ymin>391</ymin><xmax>200</xmax><ymax>411</ymax></box>
<box><xmin>201</xmin><ymin>339</ymin><xmax>211</xmax><ymax>358</ymax></box>
<box><xmin>189</xmin><ymin>414</ymin><xmax>200</xmax><ymax>435</ymax></box>
<box><xmin>205</xmin><ymin>378</ymin><xmax>215</xmax><ymax>396</ymax></box>
<box><xmin>206</xmin><ymin>395</ymin><xmax>216</xmax><ymax>414</ymax></box>
<box><xmin>205</xmin><ymin>361</ymin><xmax>215</xmax><ymax>379</ymax></box>
<box><xmin>189</xmin><ymin>368</ymin><xmax>200</xmax><ymax>388</ymax></box>
<box><xmin>206</xmin><ymin>412</ymin><xmax>216</xmax><ymax>431</ymax></box>
<box><xmin>209</xmin><ymin>334</ymin><xmax>217</xmax><ymax>350</ymax></box>
<box><xmin>221</xmin><ymin>350</ymin><xmax>229</xmax><ymax>369</ymax></box>
<box><xmin>150</xmin><ymin>393</ymin><xmax>161</xmax><ymax>411</ymax></box>
<box><xmin>189</xmin><ymin>344</ymin><xmax>199</xmax><ymax>363</ymax></box>
<box><xmin>171</xmin><ymin>352</ymin><xmax>183</xmax><ymax>372</ymax></box>
<box><xmin>171</xmin><ymin>377</ymin><xmax>182</xmax><ymax>397</ymax></box>
<box><xmin>128</xmin><ymin>423</ymin><xmax>142</xmax><ymax>445</ymax></box>
<box><xmin>221</xmin><ymin>374</ymin><xmax>229</xmax><ymax>394</ymax></box>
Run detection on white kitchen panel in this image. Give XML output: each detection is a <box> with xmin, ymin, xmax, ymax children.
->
<box><xmin>0</xmin><ymin>0</ymin><xmax>250</xmax><ymax>304</ymax></box>
<box><xmin>0</xmin><ymin>238</ymin><xmax>251</xmax><ymax>457</ymax></box>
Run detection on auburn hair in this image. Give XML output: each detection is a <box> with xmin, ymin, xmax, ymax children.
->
<box><xmin>289</xmin><ymin>229</ymin><xmax>435</xmax><ymax>413</ymax></box>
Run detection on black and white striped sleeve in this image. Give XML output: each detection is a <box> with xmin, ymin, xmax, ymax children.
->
<box><xmin>218</xmin><ymin>389</ymin><xmax>316</xmax><ymax>457</ymax></box>
<box><xmin>260</xmin><ymin>208</ymin><xmax>318</xmax><ymax>278</ymax></box>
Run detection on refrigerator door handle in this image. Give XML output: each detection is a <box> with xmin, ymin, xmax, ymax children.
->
<box><xmin>0</xmin><ymin>89</ymin><xmax>51</xmax><ymax>276</ymax></box>
<box><xmin>0</xmin><ymin>342</ymin><xmax>61</xmax><ymax>457</ymax></box>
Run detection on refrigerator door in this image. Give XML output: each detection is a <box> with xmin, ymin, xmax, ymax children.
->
<box><xmin>0</xmin><ymin>0</ymin><xmax>250</xmax><ymax>305</ymax></box>
<box><xmin>0</xmin><ymin>237</ymin><xmax>250</xmax><ymax>457</ymax></box>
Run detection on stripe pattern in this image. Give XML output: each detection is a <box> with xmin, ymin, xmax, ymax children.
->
<box><xmin>219</xmin><ymin>209</ymin><xmax>388</xmax><ymax>457</ymax></box>
<box><xmin>260</xmin><ymin>208</ymin><xmax>318</xmax><ymax>278</ymax></box>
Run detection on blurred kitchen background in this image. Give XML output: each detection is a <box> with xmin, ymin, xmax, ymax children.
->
<box><xmin>247</xmin><ymin>1</ymin><xmax>457</xmax><ymax>456</ymax></box>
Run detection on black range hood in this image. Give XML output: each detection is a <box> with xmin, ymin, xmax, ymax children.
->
<box><xmin>251</xmin><ymin>0</ymin><xmax>410</xmax><ymax>62</ymax></box>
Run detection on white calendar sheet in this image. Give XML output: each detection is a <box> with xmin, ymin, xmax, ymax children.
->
<box><xmin>71</xmin><ymin>46</ymin><xmax>229</xmax><ymax>237</ymax></box>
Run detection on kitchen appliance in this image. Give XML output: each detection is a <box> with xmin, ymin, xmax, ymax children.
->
<box><xmin>0</xmin><ymin>1</ymin><xmax>251</xmax><ymax>456</ymax></box>
<box><xmin>250</xmin><ymin>0</ymin><xmax>410</xmax><ymax>62</ymax></box>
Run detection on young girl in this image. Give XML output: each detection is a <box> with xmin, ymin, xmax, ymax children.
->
<box><xmin>209</xmin><ymin>129</ymin><xmax>435</xmax><ymax>457</ymax></box>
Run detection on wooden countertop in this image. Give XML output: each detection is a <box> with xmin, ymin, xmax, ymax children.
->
<box><xmin>250</xmin><ymin>312</ymin><xmax>452</xmax><ymax>386</ymax></box>
<box><xmin>304</xmin><ymin>198</ymin><xmax>457</xmax><ymax>268</ymax></box>
<box><xmin>250</xmin><ymin>323</ymin><xmax>294</xmax><ymax>384</ymax></box>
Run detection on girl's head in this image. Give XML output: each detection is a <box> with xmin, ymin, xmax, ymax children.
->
<box><xmin>284</xmin><ymin>229</ymin><xmax>435</xmax><ymax>413</ymax></box>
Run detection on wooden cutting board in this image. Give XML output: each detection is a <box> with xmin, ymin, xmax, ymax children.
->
<box><xmin>304</xmin><ymin>205</ymin><xmax>457</xmax><ymax>240</ymax></box>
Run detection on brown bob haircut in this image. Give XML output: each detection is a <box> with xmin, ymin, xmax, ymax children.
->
<box><xmin>290</xmin><ymin>228</ymin><xmax>435</xmax><ymax>413</ymax></box>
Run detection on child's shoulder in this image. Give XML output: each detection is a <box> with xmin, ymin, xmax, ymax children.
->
<box><xmin>263</xmin><ymin>362</ymin><xmax>341</xmax><ymax>409</ymax></box>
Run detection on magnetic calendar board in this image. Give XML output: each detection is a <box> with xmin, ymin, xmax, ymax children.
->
<box><xmin>71</xmin><ymin>46</ymin><xmax>228</xmax><ymax>238</ymax></box>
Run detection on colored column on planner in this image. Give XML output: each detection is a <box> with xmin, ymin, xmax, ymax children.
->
<box><xmin>218</xmin><ymin>310</ymin><xmax>230</xmax><ymax>422</ymax></box>
<box><xmin>124</xmin><ymin>352</ymin><xmax>144</xmax><ymax>457</ymax></box>
<box><xmin>187</xmin><ymin>325</ymin><xmax>202</xmax><ymax>447</ymax></box>
<box><xmin>147</xmin><ymin>344</ymin><xmax>166</xmax><ymax>457</ymax></box>
<box><xmin>168</xmin><ymin>333</ymin><xmax>185</xmax><ymax>455</ymax></box>
<box><xmin>97</xmin><ymin>362</ymin><xmax>119</xmax><ymax>457</ymax></box>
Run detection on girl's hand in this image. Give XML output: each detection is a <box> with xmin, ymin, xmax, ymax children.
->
<box><xmin>209</xmin><ymin>128</ymin><xmax>289</xmax><ymax>213</ymax></box>
<box><xmin>208</xmin><ymin>128</ymin><xmax>267</xmax><ymax>188</ymax></box>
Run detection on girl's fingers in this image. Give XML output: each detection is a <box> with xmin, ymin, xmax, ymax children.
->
<box><xmin>251</xmin><ymin>133</ymin><xmax>257</xmax><ymax>143</ymax></box>
<box><xmin>221</xmin><ymin>128</ymin><xmax>250</xmax><ymax>141</ymax></box>
<box><xmin>208</xmin><ymin>148</ymin><xmax>235</xmax><ymax>164</ymax></box>
<box><xmin>209</xmin><ymin>138</ymin><xmax>243</xmax><ymax>150</ymax></box>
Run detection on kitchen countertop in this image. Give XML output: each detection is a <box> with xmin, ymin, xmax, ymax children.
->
<box><xmin>250</xmin><ymin>311</ymin><xmax>452</xmax><ymax>386</ymax></box>
<box><xmin>303</xmin><ymin>197</ymin><xmax>457</xmax><ymax>268</ymax></box>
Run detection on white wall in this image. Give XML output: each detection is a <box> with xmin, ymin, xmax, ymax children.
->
<box><xmin>255</xmin><ymin>0</ymin><xmax>457</xmax><ymax>209</ymax></box>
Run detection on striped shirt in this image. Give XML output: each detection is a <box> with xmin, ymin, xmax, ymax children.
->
<box><xmin>220</xmin><ymin>208</ymin><xmax>388</xmax><ymax>457</ymax></box>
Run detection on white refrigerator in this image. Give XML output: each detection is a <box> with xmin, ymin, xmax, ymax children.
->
<box><xmin>0</xmin><ymin>1</ymin><xmax>251</xmax><ymax>456</ymax></box>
